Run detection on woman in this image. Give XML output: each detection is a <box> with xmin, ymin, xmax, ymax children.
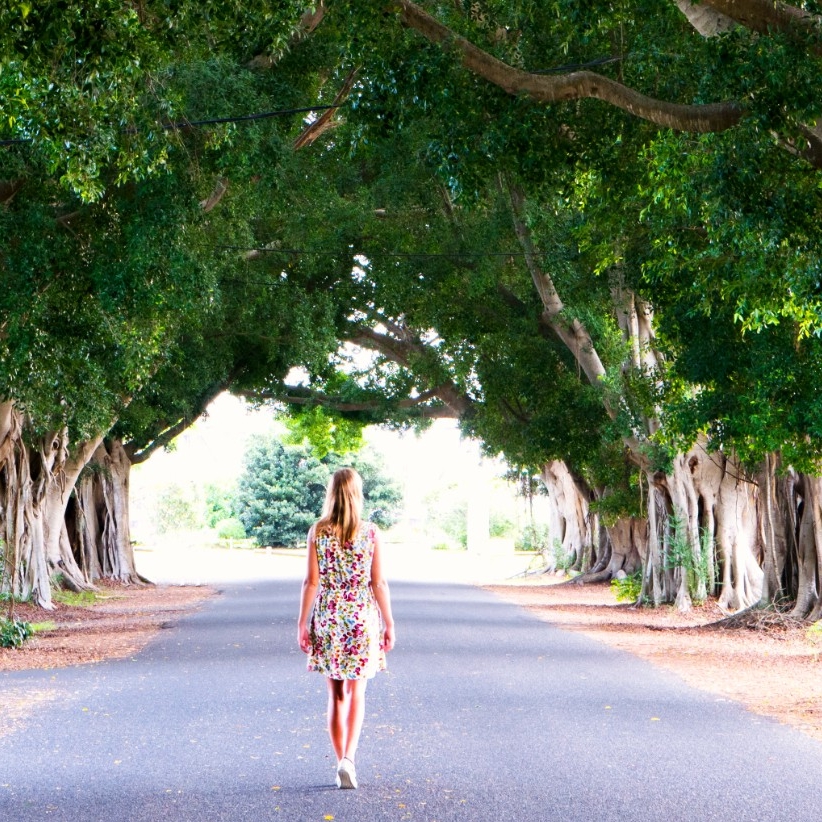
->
<box><xmin>297</xmin><ymin>467</ymin><xmax>395</xmax><ymax>790</ymax></box>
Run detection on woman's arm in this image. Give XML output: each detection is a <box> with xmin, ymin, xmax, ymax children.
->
<box><xmin>297</xmin><ymin>525</ymin><xmax>320</xmax><ymax>653</ymax></box>
<box><xmin>370</xmin><ymin>527</ymin><xmax>395</xmax><ymax>652</ymax></box>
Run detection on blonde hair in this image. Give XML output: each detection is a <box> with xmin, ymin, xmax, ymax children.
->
<box><xmin>316</xmin><ymin>467</ymin><xmax>364</xmax><ymax>546</ymax></box>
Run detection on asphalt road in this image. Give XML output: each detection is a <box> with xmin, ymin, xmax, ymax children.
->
<box><xmin>2</xmin><ymin>579</ymin><xmax>822</xmax><ymax>822</ymax></box>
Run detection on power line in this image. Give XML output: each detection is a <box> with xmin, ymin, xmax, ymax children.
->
<box><xmin>0</xmin><ymin>50</ymin><xmax>628</xmax><ymax>148</ymax></box>
<box><xmin>217</xmin><ymin>246</ymin><xmax>533</xmax><ymax>258</ymax></box>
<box><xmin>531</xmin><ymin>55</ymin><xmax>624</xmax><ymax>75</ymax></box>
<box><xmin>0</xmin><ymin>104</ymin><xmax>342</xmax><ymax>147</ymax></box>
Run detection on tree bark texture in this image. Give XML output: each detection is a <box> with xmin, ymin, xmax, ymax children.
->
<box><xmin>69</xmin><ymin>439</ymin><xmax>142</xmax><ymax>585</ymax></box>
<box><xmin>0</xmin><ymin>406</ymin><xmax>140</xmax><ymax>608</ymax></box>
<box><xmin>396</xmin><ymin>0</ymin><xmax>744</xmax><ymax>132</ymax></box>
<box><xmin>0</xmin><ymin>406</ymin><xmax>82</xmax><ymax>607</ymax></box>
<box><xmin>540</xmin><ymin>460</ymin><xmax>598</xmax><ymax>573</ymax></box>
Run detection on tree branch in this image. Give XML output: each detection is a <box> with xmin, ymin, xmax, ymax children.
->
<box><xmin>395</xmin><ymin>0</ymin><xmax>743</xmax><ymax>133</ymax></box>
<box><xmin>125</xmin><ymin>381</ymin><xmax>230</xmax><ymax>465</ymax></box>
<box><xmin>505</xmin><ymin>180</ymin><xmax>608</xmax><ymax>388</ymax></box>
<box><xmin>0</xmin><ymin>180</ymin><xmax>24</xmax><ymax>205</ymax></box>
<box><xmin>246</xmin><ymin>385</ymin><xmax>458</xmax><ymax>419</ymax></box>
<box><xmin>199</xmin><ymin>177</ymin><xmax>229</xmax><ymax>213</ymax></box>
<box><xmin>674</xmin><ymin>0</ymin><xmax>736</xmax><ymax>36</ymax></box>
<box><xmin>345</xmin><ymin>323</ymin><xmax>474</xmax><ymax>416</ymax></box>
<box><xmin>248</xmin><ymin>2</ymin><xmax>327</xmax><ymax>70</ymax></box>
<box><xmin>700</xmin><ymin>0</ymin><xmax>822</xmax><ymax>39</ymax></box>
<box><xmin>293</xmin><ymin>68</ymin><xmax>358</xmax><ymax>150</ymax></box>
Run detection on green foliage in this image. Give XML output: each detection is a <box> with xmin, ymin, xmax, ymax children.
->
<box><xmin>489</xmin><ymin>512</ymin><xmax>516</xmax><ymax>539</ymax></box>
<box><xmin>423</xmin><ymin>485</ymin><xmax>468</xmax><ymax>549</ymax></box>
<box><xmin>215</xmin><ymin>518</ymin><xmax>247</xmax><ymax>541</ymax></box>
<box><xmin>515</xmin><ymin>523</ymin><xmax>550</xmax><ymax>553</ymax></box>
<box><xmin>552</xmin><ymin>539</ymin><xmax>576</xmax><ymax>573</ymax></box>
<box><xmin>664</xmin><ymin>511</ymin><xmax>710</xmax><ymax>602</ymax></box>
<box><xmin>236</xmin><ymin>435</ymin><xmax>331</xmax><ymax>547</ymax></box>
<box><xmin>437</xmin><ymin>504</ymin><xmax>468</xmax><ymax>550</ymax></box>
<box><xmin>236</xmin><ymin>434</ymin><xmax>404</xmax><ymax>546</ymax></box>
<box><xmin>0</xmin><ymin>1</ymin><xmax>309</xmax><ymax>199</ymax></box>
<box><xmin>155</xmin><ymin>484</ymin><xmax>202</xmax><ymax>534</ymax></box>
<box><xmin>204</xmin><ymin>484</ymin><xmax>239</xmax><ymax>529</ymax></box>
<box><xmin>332</xmin><ymin>449</ymin><xmax>404</xmax><ymax>530</ymax></box>
<box><xmin>283</xmin><ymin>406</ymin><xmax>365</xmax><ymax>460</ymax></box>
<box><xmin>0</xmin><ymin>618</ymin><xmax>33</xmax><ymax>648</ymax></box>
<box><xmin>611</xmin><ymin>572</ymin><xmax>643</xmax><ymax>604</ymax></box>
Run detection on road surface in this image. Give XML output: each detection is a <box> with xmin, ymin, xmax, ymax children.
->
<box><xmin>2</xmin><ymin>578</ymin><xmax>822</xmax><ymax>821</ymax></box>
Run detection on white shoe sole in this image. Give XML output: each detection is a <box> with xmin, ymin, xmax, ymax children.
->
<box><xmin>337</xmin><ymin>761</ymin><xmax>357</xmax><ymax>789</ymax></box>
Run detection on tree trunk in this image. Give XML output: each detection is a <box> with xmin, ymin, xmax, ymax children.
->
<box><xmin>786</xmin><ymin>472</ymin><xmax>822</xmax><ymax>619</ymax></box>
<box><xmin>42</xmin><ymin>434</ymin><xmax>101</xmax><ymax>594</ymax></box>
<box><xmin>638</xmin><ymin>445</ymin><xmax>763</xmax><ymax>611</ymax></box>
<box><xmin>602</xmin><ymin>516</ymin><xmax>645</xmax><ymax>580</ymax></box>
<box><xmin>541</xmin><ymin>460</ymin><xmax>597</xmax><ymax>572</ymax></box>
<box><xmin>70</xmin><ymin>439</ymin><xmax>142</xmax><ymax>585</ymax></box>
<box><xmin>0</xmin><ymin>409</ymin><xmax>68</xmax><ymax>607</ymax></box>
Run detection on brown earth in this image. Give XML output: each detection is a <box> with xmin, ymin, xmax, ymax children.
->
<box><xmin>485</xmin><ymin>578</ymin><xmax>822</xmax><ymax>742</ymax></box>
<box><xmin>0</xmin><ymin>582</ymin><xmax>216</xmax><ymax>672</ymax></box>
<box><xmin>3</xmin><ymin>578</ymin><xmax>822</xmax><ymax>744</ymax></box>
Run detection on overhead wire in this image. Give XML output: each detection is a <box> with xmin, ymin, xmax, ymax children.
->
<box><xmin>1</xmin><ymin>50</ymin><xmax>625</xmax><ymax>147</ymax></box>
<box><xmin>216</xmin><ymin>246</ymin><xmax>534</xmax><ymax>258</ymax></box>
<box><xmin>0</xmin><ymin>104</ymin><xmax>343</xmax><ymax>147</ymax></box>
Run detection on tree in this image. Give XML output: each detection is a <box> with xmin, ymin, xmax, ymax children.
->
<box><xmin>236</xmin><ymin>436</ymin><xmax>328</xmax><ymax>547</ymax></box>
<box><xmin>235</xmin><ymin>433</ymin><xmax>404</xmax><ymax>546</ymax></box>
<box><xmin>6</xmin><ymin>0</ymin><xmax>822</xmax><ymax>621</ymax></box>
<box><xmin>0</xmin><ymin>34</ymin><xmax>347</xmax><ymax>604</ymax></box>
<box><xmin>155</xmin><ymin>484</ymin><xmax>202</xmax><ymax>535</ymax></box>
<box><xmin>329</xmin><ymin>449</ymin><xmax>404</xmax><ymax>530</ymax></box>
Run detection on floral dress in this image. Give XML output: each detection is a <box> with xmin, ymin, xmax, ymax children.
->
<box><xmin>308</xmin><ymin>522</ymin><xmax>386</xmax><ymax>680</ymax></box>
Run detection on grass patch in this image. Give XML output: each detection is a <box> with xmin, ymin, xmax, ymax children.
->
<box><xmin>52</xmin><ymin>589</ymin><xmax>99</xmax><ymax>607</ymax></box>
<box><xmin>31</xmin><ymin>621</ymin><xmax>57</xmax><ymax>633</ymax></box>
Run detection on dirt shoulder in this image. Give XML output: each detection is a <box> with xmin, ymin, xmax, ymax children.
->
<box><xmin>0</xmin><ymin>582</ymin><xmax>216</xmax><ymax>672</ymax></box>
<box><xmin>486</xmin><ymin>578</ymin><xmax>822</xmax><ymax>742</ymax></box>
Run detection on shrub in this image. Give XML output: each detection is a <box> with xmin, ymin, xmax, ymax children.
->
<box><xmin>0</xmin><ymin>618</ymin><xmax>33</xmax><ymax>648</ymax></box>
<box><xmin>515</xmin><ymin>523</ymin><xmax>550</xmax><ymax>552</ymax></box>
<box><xmin>216</xmin><ymin>517</ymin><xmax>247</xmax><ymax>540</ymax></box>
<box><xmin>611</xmin><ymin>572</ymin><xmax>643</xmax><ymax>603</ymax></box>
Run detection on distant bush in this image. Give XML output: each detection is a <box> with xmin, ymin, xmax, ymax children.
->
<box><xmin>216</xmin><ymin>518</ymin><xmax>246</xmax><ymax>540</ymax></box>
<box><xmin>515</xmin><ymin>523</ymin><xmax>550</xmax><ymax>552</ymax></box>
<box><xmin>155</xmin><ymin>483</ymin><xmax>202</xmax><ymax>533</ymax></box>
<box><xmin>490</xmin><ymin>513</ymin><xmax>516</xmax><ymax>538</ymax></box>
<box><xmin>236</xmin><ymin>435</ymin><xmax>404</xmax><ymax>548</ymax></box>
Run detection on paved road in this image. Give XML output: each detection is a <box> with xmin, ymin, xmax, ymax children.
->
<box><xmin>2</xmin><ymin>579</ymin><xmax>822</xmax><ymax>822</ymax></box>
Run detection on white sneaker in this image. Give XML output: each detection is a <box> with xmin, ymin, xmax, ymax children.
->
<box><xmin>336</xmin><ymin>757</ymin><xmax>358</xmax><ymax>789</ymax></box>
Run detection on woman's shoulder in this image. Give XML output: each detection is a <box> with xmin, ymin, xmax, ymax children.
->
<box><xmin>311</xmin><ymin>521</ymin><xmax>336</xmax><ymax>541</ymax></box>
<box><xmin>360</xmin><ymin>520</ymin><xmax>379</xmax><ymax>540</ymax></box>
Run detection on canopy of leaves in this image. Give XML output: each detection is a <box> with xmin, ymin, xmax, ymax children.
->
<box><xmin>6</xmin><ymin>0</ymin><xmax>822</xmax><ymax>499</ymax></box>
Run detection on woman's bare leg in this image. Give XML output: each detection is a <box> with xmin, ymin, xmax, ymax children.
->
<box><xmin>325</xmin><ymin>678</ymin><xmax>368</xmax><ymax>762</ymax></box>
<box><xmin>326</xmin><ymin>678</ymin><xmax>347</xmax><ymax>762</ymax></box>
<box><xmin>342</xmin><ymin>679</ymin><xmax>368</xmax><ymax>762</ymax></box>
